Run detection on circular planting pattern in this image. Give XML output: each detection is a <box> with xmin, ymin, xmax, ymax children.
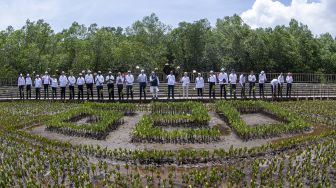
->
<box><xmin>0</xmin><ymin>100</ymin><xmax>335</xmax><ymax>187</ymax></box>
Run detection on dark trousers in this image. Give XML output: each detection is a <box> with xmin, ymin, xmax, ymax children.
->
<box><xmin>97</xmin><ymin>86</ymin><xmax>104</xmax><ymax>100</ymax></box>
<box><xmin>278</xmin><ymin>83</ymin><xmax>283</xmax><ymax>98</ymax></box>
<box><xmin>230</xmin><ymin>84</ymin><xmax>237</xmax><ymax>98</ymax></box>
<box><xmin>249</xmin><ymin>82</ymin><xmax>256</xmax><ymax>98</ymax></box>
<box><xmin>259</xmin><ymin>83</ymin><xmax>265</xmax><ymax>98</ymax></box>
<box><xmin>220</xmin><ymin>84</ymin><xmax>227</xmax><ymax>99</ymax></box>
<box><xmin>197</xmin><ymin>88</ymin><xmax>203</xmax><ymax>97</ymax></box>
<box><xmin>26</xmin><ymin>85</ymin><xmax>31</xmax><ymax>99</ymax></box>
<box><xmin>19</xmin><ymin>86</ymin><xmax>24</xmax><ymax>99</ymax></box>
<box><xmin>69</xmin><ymin>86</ymin><xmax>75</xmax><ymax>100</ymax></box>
<box><xmin>286</xmin><ymin>83</ymin><xmax>292</xmax><ymax>98</ymax></box>
<box><xmin>78</xmin><ymin>85</ymin><xmax>84</xmax><ymax>100</ymax></box>
<box><xmin>43</xmin><ymin>84</ymin><xmax>49</xmax><ymax>99</ymax></box>
<box><xmin>61</xmin><ymin>87</ymin><xmax>66</xmax><ymax>100</ymax></box>
<box><xmin>139</xmin><ymin>82</ymin><xmax>146</xmax><ymax>100</ymax></box>
<box><xmin>240</xmin><ymin>84</ymin><xmax>246</xmax><ymax>98</ymax></box>
<box><xmin>168</xmin><ymin>85</ymin><xmax>175</xmax><ymax>99</ymax></box>
<box><xmin>35</xmin><ymin>88</ymin><xmax>41</xmax><ymax>99</ymax></box>
<box><xmin>209</xmin><ymin>82</ymin><xmax>215</xmax><ymax>99</ymax></box>
<box><xmin>117</xmin><ymin>84</ymin><xmax>124</xmax><ymax>100</ymax></box>
<box><xmin>126</xmin><ymin>85</ymin><xmax>133</xmax><ymax>100</ymax></box>
<box><xmin>86</xmin><ymin>84</ymin><xmax>94</xmax><ymax>100</ymax></box>
<box><xmin>271</xmin><ymin>85</ymin><xmax>277</xmax><ymax>98</ymax></box>
<box><xmin>52</xmin><ymin>87</ymin><xmax>57</xmax><ymax>99</ymax></box>
<box><xmin>107</xmin><ymin>84</ymin><xmax>114</xmax><ymax>100</ymax></box>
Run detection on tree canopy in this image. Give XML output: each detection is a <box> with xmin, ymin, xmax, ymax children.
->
<box><xmin>0</xmin><ymin>13</ymin><xmax>335</xmax><ymax>77</ymax></box>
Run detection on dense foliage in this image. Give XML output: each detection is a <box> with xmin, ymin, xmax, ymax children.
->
<box><xmin>1</xmin><ymin>13</ymin><xmax>336</xmax><ymax>78</ymax></box>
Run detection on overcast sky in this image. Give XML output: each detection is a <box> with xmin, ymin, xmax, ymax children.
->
<box><xmin>0</xmin><ymin>0</ymin><xmax>335</xmax><ymax>36</ymax></box>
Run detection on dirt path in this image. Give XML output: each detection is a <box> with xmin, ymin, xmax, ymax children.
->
<box><xmin>29</xmin><ymin>111</ymin><xmax>302</xmax><ymax>151</ymax></box>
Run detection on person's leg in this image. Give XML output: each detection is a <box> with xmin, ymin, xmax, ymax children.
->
<box><xmin>107</xmin><ymin>84</ymin><xmax>111</xmax><ymax>100</ymax></box>
<box><xmin>130</xmin><ymin>85</ymin><xmax>133</xmax><ymax>100</ymax></box>
<box><xmin>101</xmin><ymin>86</ymin><xmax>104</xmax><ymax>100</ymax></box>
<box><xmin>233</xmin><ymin>84</ymin><xmax>236</xmax><ymax>98</ymax></box>
<box><xmin>72</xmin><ymin>86</ymin><xmax>75</xmax><ymax>99</ymax></box>
<box><xmin>220</xmin><ymin>84</ymin><xmax>223</xmax><ymax>98</ymax></box>
<box><xmin>289</xmin><ymin>83</ymin><xmax>292</xmax><ymax>98</ymax></box>
<box><xmin>200</xmin><ymin>88</ymin><xmax>203</xmax><ymax>98</ymax></box>
<box><xmin>90</xmin><ymin>84</ymin><xmax>93</xmax><ymax>100</ymax></box>
<box><xmin>172</xmin><ymin>85</ymin><xmax>175</xmax><ymax>99</ymax></box>
<box><xmin>230</xmin><ymin>84</ymin><xmax>233</xmax><ymax>98</ymax></box>
<box><xmin>223</xmin><ymin>85</ymin><xmax>227</xmax><ymax>99</ymax></box>
<box><xmin>209</xmin><ymin>83</ymin><xmax>212</xmax><ymax>99</ymax></box>
<box><xmin>182</xmin><ymin>86</ymin><xmax>186</xmax><ymax>98</ymax></box>
<box><xmin>252</xmin><ymin>83</ymin><xmax>255</xmax><ymax>98</ymax></box>
<box><xmin>139</xmin><ymin>83</ymin><xmax>143</xmax><ymax>100</ymax></box>
<box><xmin>168</xmin><ymin>85</ymin><xmax>171</xmax><ymax>99</ymax></box>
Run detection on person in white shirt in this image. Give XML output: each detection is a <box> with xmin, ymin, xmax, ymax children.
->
<box><xmin>271</xmin><ymin>79</ymin><xmax>279</xmax><ymax>98</ymax></box>
<box><xmin>258</xmin><ymin>71</ymin><xmax>267</xmax><ymax>98</ymax></box>
<box><xmin>125</xmin><ymin>70</ymin><xmax>134</xmax><ymax>100</ymax></box>
<box><xmin>116</xmin><ymin>72</ymin><xmax>125</xmax><ymax>100</ymax></box>
<box><xmin>180</xmin><ymin>72</ymin><xmax>190</xmax><ymax>99</ymax></box>
<box><xmin>195</xmin><ymin>73</ymin><xmax>204</xmax><ymax>98</ymax></box>
<box><xmin>218</xmin><ymin>68</ymin><xmax>228</xmax><ymax>99</ymax></box>
<box><xmin>25</xmin><ymin>74</ymin><xmax>32</xmax><ymax>99</ymax></box>
<box><xmin>18</xmin><ymin>73</ymin><xmax>25</xmax><ymax>99</ymax></box>
<box><xmin>85</xmin><ymin>70</ymin><xmax>94</xmax><ymax>100</ymax></box>
<box><xmin>42</xmin><ymin>71</ymin><xmax>51</xmax><ymax>99</ymax></box>
<box><xmin>51</xmin><ymin>75</ymin><xmax>58</xmax><ymax>100</ymax></box>
<box><xmin>106</xmin><ymin>71</ymin><xmax>115</xmax><ymax>101</ymax></box>
<box><xmin>286</xmin><ymin>72</ymin><xmax>293</xmax><ymax>98</ymax></box>
<box><xmin>68</xmin><ymin>72</ymin><xmax>76</xmax><ymax>100</ymax></box>
<box><xmin>248</xmin><ymin>71</ymin><xmax>256</xmax><ymax>98</ymax></box>
<box><xmin>166</xmin><ymin>71</ymin><xmax>176</xmax><ymax>99</ymax></box>
<box><xmin>95</xmin><ymin>71</ymin><xmax>105</xmax><ymax>101</ymax></box>
<box><xmin>59</xmin><ymin>71</ymin><xmax>68</xmax><ymax>100</ymax></box>
<box><xmin>277</xmin><ymin>73</ymin><xmax>284</xmax><ymax>98</ymax></box>
<box><xmin>150</xmin><ymin>71</ymin><xmax>160</xmax><ymax>99</ymax></box>
<box><xmin>138</xmin><ymin>70</ymin><xmax>148</xmax><ymax>100</ymax></box>
<box><xmin>229</xmin><ymin>70</ymin><xmax>238</xmax><ymax>98</ymax></box>
<box><xmin>34</xmin><ymin>75</ymin><xmax>42</xmax><ymax>99</ymax></box>
<box><xmin>77</xmin><ymin>73</ymin><xmax>85</xmax><ymax>100</ymax></box>
<box><xmin>239</xmin><ymin>73</ymin><xmax>246</xmax><ymax>98</ymax></box>
<box><xmin>208</xmin><ymin>70</ymin><xmax>217</xmax><ymax>99</ymax></box>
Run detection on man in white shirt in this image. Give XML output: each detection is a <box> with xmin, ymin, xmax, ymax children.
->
<box><xmin>239</xmin><ymin>73</ymin><xmax>246</xmax><ymax>98</ymax></box>
<box><xmin>125</xmin><ymin>70</ymin><xmax>134</xmax><ymax>100</ymax></box>
<box><xmin>51</xmin><ymin>75</ymin><xmax>58</xmax><ymax>100</ymax></box>
<box><xmin>248</xmin><ymin>71</ymin><xmax>256</xmax><ymax>98</ymax></box>
<box><xmin>167</xmin><ymin>71</ymin><xmax>176</xmax><ymax>99</ymax></box>
<box><xmin>95</xmin><ymin>71</ymin><xmax>105</xmax><ymax>101</ymax></box>
<box><xmin>271</xmin><ymin>78</ymin><xmax>279</xmax><ymax>98</ymax></box>
<box><xmin>218</xmin><ymin>68</ymin><xmax>228</xmax><ymax>99</ymax></box>
<box><xmin>138</xmin><ymin>70</ymin><xmax>147</xmax><ymax>100</ymax></box>
<box><xmin>25</xmin><ymin>74</ymin><xmax>32</xmax><ymax>99</ymax></box>
<box><xmin>42</xmin><ymin>71</ymin><xmax>51</xmax><ymax>99</ymax></box>
<box><xmin>59</xmin><ymin>71</ymin><xmax>68</xmax><ymax>100</ymax></box>
<box><xmin>208</xmin><ymin>70</ymin><xmax>217</xmax><ymax>99</ymax></box>
<box><xmin>85</xmin><ymin>70</ymin><xmax>94</xmax><ymax>100</ymax></box>
<box><xmin>150</xmin><ymin>71</ymin><xmax>160</xmax><ymax>100</ymax></box>
<box><xmin>106</xmin><ymin>71</ymin><xmax>115</xmax><ymax>101</ymax></box>
<box><xmin>229</xmin><ymin>70</ymin><xmax>238</xmax><ymax>98</ymax></box>
<box><xmin>77</xmin><ymin>73</ymin><xmax>85</xmax><ymax>100</ymax></box>
<box><xmin>195</xmin><ymin>73</ymin><xmax>204</xmax><ymax>99</ymax></box>
<box><xmin>259</xmin><ymin>71</ymin><xmax>267</xmax><ymax>98</ymax></box>
<box><xmin>180</xmin><ymin>72</ymin><xmax>190</xmax><ymax>99</ymax></box>
<box><xmin>68</xmin><ymin>72</ymin><xmax>76</xmax><ymax>100</ymax></box>
<box><xmin>18</xmin><ymin>73</ymin><xmax>25</xmax><ymax>99</ymax></box>
<box><xmin>286</xmin><ymin>72</ymin><xmax>293</xmax><ymax>98</ymax></box>
<box><xmin>278</xmin><ymin>73</ymin><xmax>284</xmax><ymax>98</ymax></box>
<box><xmin>116</xmin><ymin>72</ymin><xmax>125</xmax><ymax>100</ymax></box>
<box><xmin>34</xmin><ymin>75</ymin><xmax>42</xmax><ymax>99</ymax></box>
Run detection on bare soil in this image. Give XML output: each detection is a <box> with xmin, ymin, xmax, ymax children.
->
<box><xmin>240</xmin><ymin>113</ymin><xmax>281</xmax><ymax>126</ymax></box>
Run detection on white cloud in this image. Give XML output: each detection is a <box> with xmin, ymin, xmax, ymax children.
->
<box><xmin>241</xmin><ymin>0</ymin><xmax>336</xmax><ymax>36</ymax></box>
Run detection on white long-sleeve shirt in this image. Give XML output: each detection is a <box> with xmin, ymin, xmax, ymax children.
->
<box><xmin>77</xmin><ymin>77</ymin><xmax>85</xmax><ymax>86</ymax></box>
<box><xmin>138</xmin><ymin>74</ymin><xmax>147</xmax><ymax>83</ymax></box>
<box><xmin>116</xmin><ymin>76</ymin><xmax>124</xmax><ymax>85</ymax></box>
<box><xmin>181</xmin><ymin>76</ymin><xmax>190</xmax><ymax>87</ymax></box>
<box><xmin>286</xmin><ymin>76</ymin><xmax>293</xmax><ymax>83</ymax></box>
<box><xmin>42</xmin><ymin>75</ymin><xmax>51</xmax><ymax>85</ymax></box>
<box><xmin>51</xmin><ymin>78</ymin><xmax>58</xmax><ymax>88</ymax></box>
<box><xmin>218</xmin><ymin>72</ymin><xmax>228</xmax><ymax>84</ymax></box>
<box><xmin>18</xmin><ymin>76</ymin><xmax>25</xmax><ymax>86</ymax></box>
<box><xmin>248</xmin><ymin>75</ymin><xmax>256</xmax><ymax>83</ymax></box>
<box><xmin>278</xmin><ymin>75</ymin><xmax>284</xmax><ymax>84</ymax></box>
<box><xmin>85</xmin><ymin>74</ymin><xmax>94</xmax><ymax>84</ymax></box>
<box><xmin>68</xmin><ymin>76</ymin><xmax>76</xmax><ymax>86</ymax></box>
<box><xmin>239</xmin><ymin>74</ymin><xmax>246</xmax><ymax>85</ymax></box>
<box><xmin>229</xmin><ymin>73</ymin><xmax>237</xmax><ymax>84</ymax></box>
<box><xmin>195</xmin><ymin>77</ymin><xmax>204</xmax><ymax>88</ymax></box>
<box><xmin>25</xmin><ymin>77</ymin><xmax>32</xmax><ymax>86</ymax></box>
<box><xmin>95</xmin><ymin>75</ymin><xmax>104</xmax><ymax>86</ymax></box>
<box><xmin>59</xmin><ymin>75</ymin><xmax>68</xmax><ymax>87</ymax></box>
<box><xmin>259</xmin><ymin>73</ymin><xmax>267</xmax><ymax>84</ymax></box>
<box><xmin>271</xmin><ymin>79</ymin><xmax>279</xmax><ymax>87</ymax></box>
<box><xmin>125</xmin><ymin>74</ymin><xmax>134</xmax><ymax>85</ymax></box>
<box><xmin>167</xmin><ymin>75</ymin><xmax>175</xmax><ymax>85</ymax></box>
<box><xmin>208</xmin><ymin>75</ymin><xmax>217</xmax><ymax>84</ymax></box>
<box><xmin>106</xmin><ymin>75</ymin><xmax>115</xmax><ymax>84</ymax></box>
<box><xmin>34</xmin><ymin>78</ymin><xmax>42</xmax><ymax>88</ymax></box>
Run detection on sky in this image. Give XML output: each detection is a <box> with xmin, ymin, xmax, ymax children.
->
<box><xmin>0</xmin><ymin>0</ymin><xmax>335</xmax><ymax>36</ymax></box>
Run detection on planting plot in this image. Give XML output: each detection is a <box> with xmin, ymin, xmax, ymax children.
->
<box><xmin>240</xmin><ymin>113</ymin><xmax>281</xmax><ymax>126</ymax></box>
